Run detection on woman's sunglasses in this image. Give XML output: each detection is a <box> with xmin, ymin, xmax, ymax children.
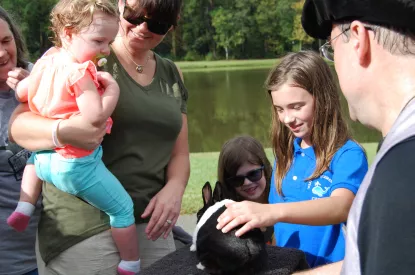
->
<box><xmin>123</xmin><ymin>5</ymin><xmax>173</xmax><ymax>35</ymax></box>
<box><xmin>226</xmin><ymin>166</ymin><xmax>265</xmax><ymax>187</ymax></box>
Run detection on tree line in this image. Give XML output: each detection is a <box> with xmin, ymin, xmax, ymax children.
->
<box><xmin>1</xmin><ymin>0</ymin><xmax>319</xmax><ymax>61</ymax></box>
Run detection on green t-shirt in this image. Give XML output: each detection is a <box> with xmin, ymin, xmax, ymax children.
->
<box><xmin>38</xmin><ymin>51</ymin><xmax>188</xmax><ymax>263</ymax></box>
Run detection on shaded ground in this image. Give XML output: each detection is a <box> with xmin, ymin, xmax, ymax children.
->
<box><xmin>176</xmin><ymin>214</ymin><xmax>197</xmax><ymax>236</ymax></box>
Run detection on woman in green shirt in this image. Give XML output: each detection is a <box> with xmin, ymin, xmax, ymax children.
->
<box><xmin>9</xmin><ymin>0</ymin><xmax>189</xmax><ymax>274</ymax></box>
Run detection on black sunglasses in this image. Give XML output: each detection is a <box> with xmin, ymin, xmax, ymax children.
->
<box><xmin>226</xmin><ymin>166</ymin><xmax>265</xmax><ymax>187</ymax></box>
<box><xmin>123</xmin><ymin>5</ymin><xmax>173</xmax><ymax>35</ymax></box>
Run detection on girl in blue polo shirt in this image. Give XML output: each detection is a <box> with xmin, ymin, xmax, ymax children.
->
<box><xmin>217</xmin><ymin>51</ymin><xmax>368</xmax><ymax>268</ymax></box>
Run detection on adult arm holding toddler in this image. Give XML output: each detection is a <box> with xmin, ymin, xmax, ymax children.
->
<box><xmin>9</xmin><ymin>102</ymin><xmax>107</xmax><ymax>151</ymax></box>
<box><xmin>8</xmin><ymin>51</ymin><xmax>110</xmax><ymax>151</ymax></box>
<box><xmin>15</xmin><ymin>66</ymin><xmax>119</xmax><ymax>129</ymax></box>
<box><xmin>6</xmin><ymin>56</ymin><xmax>92</xmax><ymax>152</ymax></box>
<box><xmin>217</xmin><ymin>51</ymin><xmax>368</xmax><ymax>269</ymax></box>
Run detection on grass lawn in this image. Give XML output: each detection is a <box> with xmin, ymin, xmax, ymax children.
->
<box><xmin>181</xmin><ymin>142</ymin><xmax>378</xmax><ymax>215</ymax></box>
<box><xmin>175</xmin><ymin>59</ymin><xmax>279</xmax><ymax>72</ymax></box>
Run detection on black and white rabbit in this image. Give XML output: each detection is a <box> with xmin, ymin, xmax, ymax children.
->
<box><xmin>190</xmin><ymin>181</ymin><xmax>268</xmax><ymax>275</ymax></box>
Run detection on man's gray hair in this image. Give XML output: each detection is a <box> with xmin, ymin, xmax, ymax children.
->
<box><xmin>339</xmin><ymin>22</ymin><xmax>415</xmax><ymax>56</ymax></box>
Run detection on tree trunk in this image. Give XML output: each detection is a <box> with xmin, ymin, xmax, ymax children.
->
<box><xmin>225</xmin><ymin>47</ymin><xmax>229</xmax><ymax>60</ymax></box>
<box><xmin>264</xmin><ymin>40</ymin><xmax>267</xmax><ymax>56</ymax></box>
<box><xmin>172</xmin><ymin>30</ymin><xmax>177</xmax><ymax>58</ymax></box>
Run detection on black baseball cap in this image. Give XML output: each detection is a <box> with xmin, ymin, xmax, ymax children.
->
<box><xmin>301</xmin><ymin>0</ymin><xmax>415</xmax><ymax>39</ymax></box>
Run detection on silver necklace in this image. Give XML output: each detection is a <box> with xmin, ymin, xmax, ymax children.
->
<box><xmin>122</xmin><ymin>43</ymin><xmax>151</xmax><ymax>73</ymax></box>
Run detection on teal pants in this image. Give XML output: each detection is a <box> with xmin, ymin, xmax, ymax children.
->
<box><xmin>30</xmin><ymin>146</ymin><xmax>134</xmax><ymax>228</ymax></box>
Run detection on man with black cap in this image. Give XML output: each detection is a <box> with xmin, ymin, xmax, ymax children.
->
<box><xmin>298</xmin><ymin>0</ymin><xmax>415</xmax><ymax>274</ymax></box>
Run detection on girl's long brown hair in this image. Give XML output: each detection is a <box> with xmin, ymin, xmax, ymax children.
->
<box><xmin>265</xmin><ymin>51</ymin><xmax>351</xmax><ymax>195</ymax></box>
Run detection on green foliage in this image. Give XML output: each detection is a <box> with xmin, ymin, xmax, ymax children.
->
<box><xmin>1</xmin><ymin>0</ymin><xmax>321</xmax><ymax>61</ymax></box>
<box><xmin>211</xmin><ymin>7</ymin><xmax>245</xmax><ymax>59</ymax></box>
<box><xmin>183</xmin><ymin>51</ymin><xmax>203</xmax><ymax>61</ymax></box>
<box><xmin>204</xmin><ymin>52</ymin><xmax>216</xmax><ymax>61</ymax></box>
<box><xmin>181</xmin><ymin>0</ymin><xmax>215</xmax><ymax>57</ymax></box>
<box><xmin>291</xmin><ymin>0</ymin><xmax>314</xmax><ymax>50</ymax></box>
<box><xmin>2</xmin><ymin>0</ymin><xmax>57</xmax><ymax>61</ymax></box>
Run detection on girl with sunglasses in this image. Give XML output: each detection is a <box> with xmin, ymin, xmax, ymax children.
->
<box><xmin>217</xmin><ymin>51</ymin><xmax>368</xmax><ymax>268</ymax></box>
<box><xmin>9</xmin><ymin>0</ymin><xmax>189</xmax><ymax>274</ymax></box>
<box><xmin>217</xmin><ymin>135</ymin><xmax>274</xmax><ymax>244</ymax></box>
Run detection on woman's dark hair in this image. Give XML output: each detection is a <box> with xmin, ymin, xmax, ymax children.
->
<box><xmin>124</xmin><ymin>0</ymin><xmax>182</xmax><ymax>26</ymax></box>
<box><xmin>0</xmin><ymin>6</ymin><xmax>28</xmax><ymax>69</ymax></box>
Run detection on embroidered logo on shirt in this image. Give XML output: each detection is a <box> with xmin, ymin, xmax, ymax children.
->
<box><xmin>111</xmin><ymin>63</ymin><xmax>119</xmax><ymax>80</ymax></box>
<box><xmin>311</xmin><ymin>181</ymin><xmax>330</xmax><ymax>197</ymax></box>
<box><xmin>173</xmin><ymin>83</ymin><xmax>181</xmax><ymax>98</ymax></box>
<box><xmin>320</xmin><ymin>175</ymin><xmax>333</xmax><ymax>183</ymax></box>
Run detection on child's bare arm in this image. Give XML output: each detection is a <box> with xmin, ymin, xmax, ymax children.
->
<box><xmin>96</xmin><ymin>71</ymin><xmax>120</xmax><ymax>117</ymax></box>
<box><xmin>75</xmin><ymin>71</ymin><xmax>119</xmax><ymax>126</ymax></box>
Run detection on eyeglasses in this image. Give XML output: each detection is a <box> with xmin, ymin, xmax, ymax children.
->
<box><xmin>225</xmin><ymin>166</ymin><xmax>265</xmax><ymax>187</ymax></box>
<box><xmin>319</xmin><ymin>27</ymin><xmax>350</xmax><ymax>62</ymax></box>
<box><xmin>122</xmin><ymin>5</ymin><xmax>173</xmax><ymax>35</ymax></box>
<box><xmin>320</xmin><ymin>26</ymin><xmax>374</xmax><ymax>61</ymax></box>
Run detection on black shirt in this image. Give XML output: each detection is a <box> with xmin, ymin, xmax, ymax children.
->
<box><xmin>358</xmin><ymin>136</ymin><xmax>415</xmax><ymax>274</ymax></box>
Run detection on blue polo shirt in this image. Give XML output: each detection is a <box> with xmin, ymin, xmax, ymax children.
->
<box><xmin>269</xmin><ymin>138</ymin><xmax>368</xmax><ymax>267</ymax></box>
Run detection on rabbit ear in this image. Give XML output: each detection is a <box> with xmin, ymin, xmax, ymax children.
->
<box><xmin>202</xmin><ymin>182</ymin><xmax>213</xmax><ymax>206</ymax></box>
<box><xmin>213</xmin><ymin>181</ymin><xmax>224</xmax><ymax>202</ymax></box>
<box><xmin>215</xmin><ymin>180</ymin><xmax>240</xmax><ymax>201</ymax></box>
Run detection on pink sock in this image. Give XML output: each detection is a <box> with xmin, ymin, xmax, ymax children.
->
<box><xmin>117</xmin><ymin>267</ymin><xmax>136</xmax><ymax>275</ymax></box>
<box><xmin>117</xmin><ymin>259</ymin><xmax>141</xmax><ymax>275</ymax></box>
<box><xmin>7</xmin><ymin>202</ymin><xmax>35</xmax><ymax>232</ymax></box>
<box><xmin>7</xmin><ymin>212</ymin><xmax>31</xmax><ymax>232</ymax></box>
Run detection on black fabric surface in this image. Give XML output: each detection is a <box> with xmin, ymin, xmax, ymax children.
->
<box><xmin>141</xmin><ymin>244</ymin><xmax>309</xmax><ymax>275</ymax></box>
<box><xmin>359</xmin><ymin>136</ymin><xmax>415</xmax><ymax>275</ymax></box>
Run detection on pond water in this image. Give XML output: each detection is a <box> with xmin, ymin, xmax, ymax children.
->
<box><xmin>184</xmin><ymin>68</ymin><xmax>381</xmax><ymax>153</ymax></box>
